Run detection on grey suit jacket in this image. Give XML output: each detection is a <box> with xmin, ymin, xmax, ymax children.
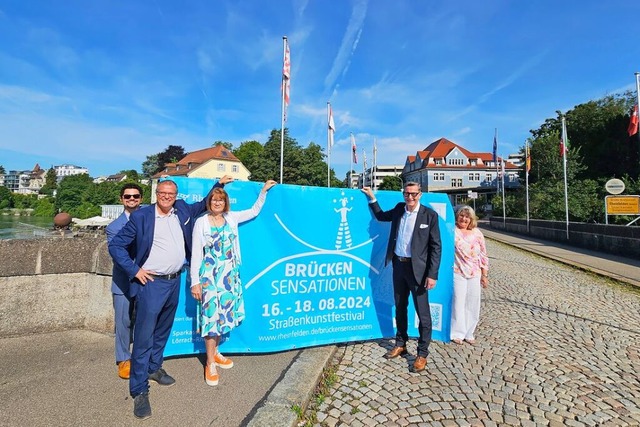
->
<box><xmin>369</xmin><ymin>201</ymin><xmax>442</xmax><ymax>285</ymax></box>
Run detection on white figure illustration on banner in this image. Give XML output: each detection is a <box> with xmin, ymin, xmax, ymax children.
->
<box><xmin>334</xmin><ymin>192</ymin><xmax>354</xmax><ymax>249</ymax></box>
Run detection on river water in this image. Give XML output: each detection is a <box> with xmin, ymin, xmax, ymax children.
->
<box><xmin>0</xmin><ymin>215</ymin><xmax>58</xmax><ymax>240</ymax></box>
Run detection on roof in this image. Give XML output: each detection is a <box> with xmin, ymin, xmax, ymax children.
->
<box><xmin>153</xmin><ymin>144</ymin><xmax>241</xmax><ymax>178</ymax></box>
<box><xmin>405</xmin><ymin>137</ymin><xmax>519</xmax><ymax>170</ymax></box>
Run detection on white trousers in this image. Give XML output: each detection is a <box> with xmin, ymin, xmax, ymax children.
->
<box><xmin>450</xmin><ymin>273</ymin><xmax>482</xmax><ymax>340</ymax></box>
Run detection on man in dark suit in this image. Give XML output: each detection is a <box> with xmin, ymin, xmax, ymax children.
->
<box><xmin>109</xmin><ymin>175</ymin><xmax>232</xmax><ymax>420</ymax></box>
<box><xmin>105</xmin><ymin>183</ymin><xmax>143</xmax><ymax>380</ymax></box>
<box><xmin>361</xmin><ymin>182</ymin><xmax>442</xmax><ymax>372</ymax></box>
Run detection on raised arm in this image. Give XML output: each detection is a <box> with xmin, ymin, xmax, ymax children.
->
<box><xmin>233</xmin><ymin>180</ymin><xmax>277</xmax><ymax>224</ymax></box>
<box><xmin>361</xmin><ymin>186</ymin><xmax>394</xmax><ymax>222</ymax></box>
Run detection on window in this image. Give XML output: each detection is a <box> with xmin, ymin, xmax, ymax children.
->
<box><xmin>217</xmin><ymin>163</ymin><xmax>225</xmax><ymax>172</ymax></box>
<box><xmin>434</xmin><ymin>159</ymin><xmax>442</xmax><ymax>165</ymax></box>
<box><xmin>485</xmin><ymin>174</ymin><xmax>493</xmax><ymax>181</ymax></box>
<box><xmin>451</xmin><ymin>178</ymin><xmax>463</xmax><ymax>188</ymax></box>
<box><xmin>468</xmin><ymin>173</ymin><xmax>480</xmax><ymax>181</ymax></box>
<box><xmin>232</xmin><ymin>165</ymin><xmax>238</xmax><ymax>173</ymax></box>
<box><xmin>433</xmin><ymin>172</ymin><xmax>445</xmax><ymax>181</ymax></box>
<box><xmin>447</xmin><ymin>158</ymin><xmax>464</xmax><ymax>166</ymax></box>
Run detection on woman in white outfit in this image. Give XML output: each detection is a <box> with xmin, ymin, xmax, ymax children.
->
<box><xmin>190</xmin><ymin>180</ymin><xmax>276</xmax><ymax>385</ymax></box>
<box><xmin>450</xmin><ymin>205</ymin><xmax>489</xmax><ymax>345</ymax></box>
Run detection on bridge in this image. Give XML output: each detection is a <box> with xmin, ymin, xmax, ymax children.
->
<box><xmin>0</xmin><ymin>227</ymin><xmax>638</xmax><ymax>426</ymax></box>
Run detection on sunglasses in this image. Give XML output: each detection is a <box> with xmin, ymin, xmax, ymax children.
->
<box><xmin>122</xmin><ymin>194</ymin><xmax>142</xmax><ymax>200</ymax></box>
<box><xmin>403</xmin><ymin>191</ymin><xmax>420</xmax><ymax>198</ymax></box>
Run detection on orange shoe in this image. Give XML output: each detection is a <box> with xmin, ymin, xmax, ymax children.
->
<box><xmin>214</xmin><ymin>352</ymin><xmax>234</xmax><ymax>369</ymax></box>
<box><xmin>205</xmin><ymin>362</ymin><xmax>219</xmax><ymax>386</ymax></box>
<box><xmin>118</xmin><ymin>360</ymin><xmax>131</xmax><ymax>379</ymax></box>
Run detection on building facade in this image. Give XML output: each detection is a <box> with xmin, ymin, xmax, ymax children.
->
<box><xmin>357</xmin><ymin>164</ymin><xmax>404</xmax><ymax>189</ymax></box>
<box><xmin>54</xmin><ymin>164</ymin><xmax>89</xmax><ymax>183</ymax></box>
<box><xmin>402</xmin><ymin>138</ymin><xmax>520</xmax><ymax>206</ymax></box>
<box><xmin>1</xmin><ymin>164</ymin><xmax>47</xmax><ymax>194</ymax></box>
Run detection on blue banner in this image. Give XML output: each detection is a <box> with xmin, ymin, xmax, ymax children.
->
<box><xmin>164</xmin><ymin>177</ymin><xmax>454</xmax><ymax>356</ymax></box>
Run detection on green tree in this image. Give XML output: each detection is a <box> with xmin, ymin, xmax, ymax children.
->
<box><xmin>142</xmin><ymin>145</ymin><xmax>186</xmax><ymax>177</ymax></box>
<box><xmin>378</xmin><ymin>175</ymin><xmax>403</xmax><ymax>191</ymax></box>
<box><xmin>12</xmin><ymin>194</ymin><xmax>38</xmax><ymax>209</ymax></box>
<box><xmin>213</xmin><ymin>140</ymin><xmax>234</xmax><ymax>150</ymax></box>
<box><xmin>69</xmin><ymin>202</ymin><xmax>101</xmax><ymax>219</ymax></box>
<box><xmin>32</xmin><ymin>197</ymin><xmax>56</xmax><ymax>217</ymax></box>
<box><xmin>142</xmin><ymin>154</ymin><xmax>160</xmax><ymax>178</ymax></box>
<box><xmin>233</xmin><ymin>140</ymin><xmax>265</xmax><ymax>180</ymax></box>
<box><xmin>0</xmin><ymin>165</ymin><xmax>5</xmax><ymax>174</ymax></box>
<box><xmin>56</xmin><ymin>174</ymin><xmax>95</xmax><ymax>214</ymax></box>
<box><xmin>118</xmin><ymin>169</ymin><xmax>140</xmax><ymax>182</ymax></box>
<box><xmin>39</xmin><ymin>168</ymin><xmax>58</xmax><ymax>196</ymax></box>
<box><xmin>0</xmin><ymin>185</ymin><xmax>13</xmax><ymax>209</ymax></box>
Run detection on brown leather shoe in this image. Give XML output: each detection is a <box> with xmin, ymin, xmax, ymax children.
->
<box><xmin>118</xmin><ymin>360</ymin><xmax>131</xmax><ymax>379</ymax></box>
<box><xmin>413</xmin><ymin>356</ymin><xmax>427</xmax><ymax>372</ymax></box>
<box><xmin>384</xmin><ymin>346</ymin><xmax>407</xmax><ymax>359</ymax></box>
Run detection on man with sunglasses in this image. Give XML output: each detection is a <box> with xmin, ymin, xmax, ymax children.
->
<box><xmin>109</xmin><ymin>175</ymin><xmax>233</xmax><ymax>420</ymax></box>
<box><xmin>106</xmin><ymin>183</ymin><xmax>144</xmax><ymax>380</ymax></box>
<box><xmin>361</xmin><ymin>182</ymin><xmax>441</xmax><ymax>373</ymax></box>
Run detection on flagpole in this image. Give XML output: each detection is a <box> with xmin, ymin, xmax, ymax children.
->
<box><xmin>362</xmin><ymin>148</ymin><xmax>366</xmax><ymax>189</ymax></box>
<box><xmin>372</xmin><ymin>138</ymin><xmax>377</xmax><ymax>191</ymax></box>
<box><xmin>279</xmin><ymin>36</ymin><xmax>288</xmax><ymax>184</ymax></box>
<box><xmin>350</xmin><ymin>132</ymin><xmax>354</xmax><ymax>189</ymax></box>
<box><xmin>561</xmin><ymin>115</ymin><xmax>569</xmax><ymax>240</ymax></box>
<box><xmin>525</xmin><ymin>140</ymin><xmax>530</xmax><ymax>233</ymax></box>
<box><xmin>493</xmin><ymin>128</ymin><xmax>499</xmax><ymax>201</ymax></box>
<box><xmin>327</xmin><ymin>102</ymin><xmax>331</xmax><ymax>188</ymax></box>
<box><xmin>501</xmin><ymin>156</ymin><xmax>506</xmax><ymax>225</ymax></box>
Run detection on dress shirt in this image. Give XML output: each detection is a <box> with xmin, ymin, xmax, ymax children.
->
<box><xmin>142</xmin><ymin>208</ymin><xmax>186</xmax><ymax>275</ymax></box>
<box><xmin>394</xmin><ymin>204</ymin><xmax>419</xmax><ymax>257</ymax></box>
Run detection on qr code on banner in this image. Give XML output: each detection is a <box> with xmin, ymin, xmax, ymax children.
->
<box><xmin>430</xmin><ymin>303</ymin><xmax>443</xmax><ymax>331</ymax></box>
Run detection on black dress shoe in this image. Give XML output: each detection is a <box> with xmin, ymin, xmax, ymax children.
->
<box><xmin>133</xmin><ymin>392</ymin><xmax>151</xmax><ymax>420</ymax></box>
<box><xmin>384</xmin><ymin>346</ymin><xmax>407</xmax><ymax>359</ymax></box>
<box><xmin>148</xmin><ymin>368</ymin><xmax>175</xmax><ymax>386</ymax></box>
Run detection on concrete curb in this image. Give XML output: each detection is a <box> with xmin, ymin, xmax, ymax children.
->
<box><xmin>246</xmin><ymin>345</ymin><xmax>337</xmax><ymax>427</ymax></box>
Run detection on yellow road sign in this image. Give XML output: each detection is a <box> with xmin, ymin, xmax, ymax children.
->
<box><xmin>605</xmin><ymin>195</ymin><xmax>640</xmax><ymax>215</ymax></box>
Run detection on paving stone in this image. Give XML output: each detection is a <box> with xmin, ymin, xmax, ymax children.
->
<box><xmin>308</xmin><ymin>242</ymin><xmax>640</xmax><ymax>427</ymax></box>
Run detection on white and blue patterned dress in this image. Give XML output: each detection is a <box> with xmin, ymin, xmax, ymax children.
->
<box><xmin>198</xmin><ymin>221</ymin><xmax>244</xmax><ymax>337</ymax></box>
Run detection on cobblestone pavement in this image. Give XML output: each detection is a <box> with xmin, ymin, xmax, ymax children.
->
<box><xmin>306</xmin><ymin>240</ymin><xmax>640</xmax><ymax>427</ymax></box>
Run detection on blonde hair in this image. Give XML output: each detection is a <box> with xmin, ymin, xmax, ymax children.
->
<box><xmin>456</xmin><ymin>205</ymin><xmax>478</xmax><ymax>229</ymax></box>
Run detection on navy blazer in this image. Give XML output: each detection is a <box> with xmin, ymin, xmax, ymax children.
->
<box><xmin>106</xmin><ymin>212</ymin><xmax>132</xmax><ymax>296</ymax></box>
<box><xmin>369</xmin><ymin>201</ymin><xmax>442</xmax><ymax>285</ymax></box>
<box><xmin>108</xmin><ymin>182</ymin><xmax>222</xmax><ymax>297</ymax></box>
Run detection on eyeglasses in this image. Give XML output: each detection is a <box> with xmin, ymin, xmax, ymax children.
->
<box><xmin>211</xmin><ymin>199</ymin><xmax>225</xmax><ymax>204</ymax></box>
<box><xmin>156</xmin><ymin>191</ymin><xmax>177</xmax><ymax>198</ymax></box>
<box><xmin>122</xmin><ymin>194</ymin><xmax>141</xmax><ymax>200</ymax></box>
<box><xmin>403</xmin><ymin>191</ymin><xmax>421</xmax><ymax>198</ymax></box>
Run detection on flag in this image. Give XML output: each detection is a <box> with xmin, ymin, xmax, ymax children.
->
<box><xmin>282</xmin><ymin>38</ymin><xmax>291</xmax><ymax>121</ymax></box>
<box><xmin>492</xmin><ymin>134</ymin><xmax>497</xmax><ymax>163</ymax></box>
<box><xmin>525</xmin><ymin>144</ymin><xmax>531</xmax><ymax>173</ymax></box>
<box><xmin>328</xmin><ymin>103</ymin><xmax>335</xmax><ymax>147</ymax></box>
<box><xmin>559</xmin><ymin>137</ymin><xmax>568</xmax><ymax>156</ymax></box>
<box><xmin>628</xmin><ymin>104</ymin><xmax>638</xmax><ymax>136</ymax></box>
<box><xmin>351</xmin><ymin>133</ymin><xmax>358</xmax><ymax>164</ymax></box>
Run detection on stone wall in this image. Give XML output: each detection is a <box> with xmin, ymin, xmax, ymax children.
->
<box><xmin>489</xmin><ymin>218</ymin><xmax>640</xmax><ymax>259</ymax></box>
<box><xmin>0</xmin><ymin>237</ymin><xmax>114</xmax><ymax>337</ymax></box>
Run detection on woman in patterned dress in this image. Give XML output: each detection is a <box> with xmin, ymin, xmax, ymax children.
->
<box><xmin>450</xmin><ymin>205</ymin><xmax>489</xmax><ymax>345</ymax></box>
<box><xmin>190</xmin><ymin>180</ymin><xmax>277</xmax><ymax>386</ymax></box>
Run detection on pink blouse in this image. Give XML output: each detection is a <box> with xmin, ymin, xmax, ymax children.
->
<box><xmin>453</xmin><ymin>227</ymin><xmax>489</xmax><ymax>278</ymax></box>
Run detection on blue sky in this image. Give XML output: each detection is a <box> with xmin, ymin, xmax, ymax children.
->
<box><xmin>1</xmin><ymin>0</ymin><xmax>639</xmax><ymax>180</ymax></box>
